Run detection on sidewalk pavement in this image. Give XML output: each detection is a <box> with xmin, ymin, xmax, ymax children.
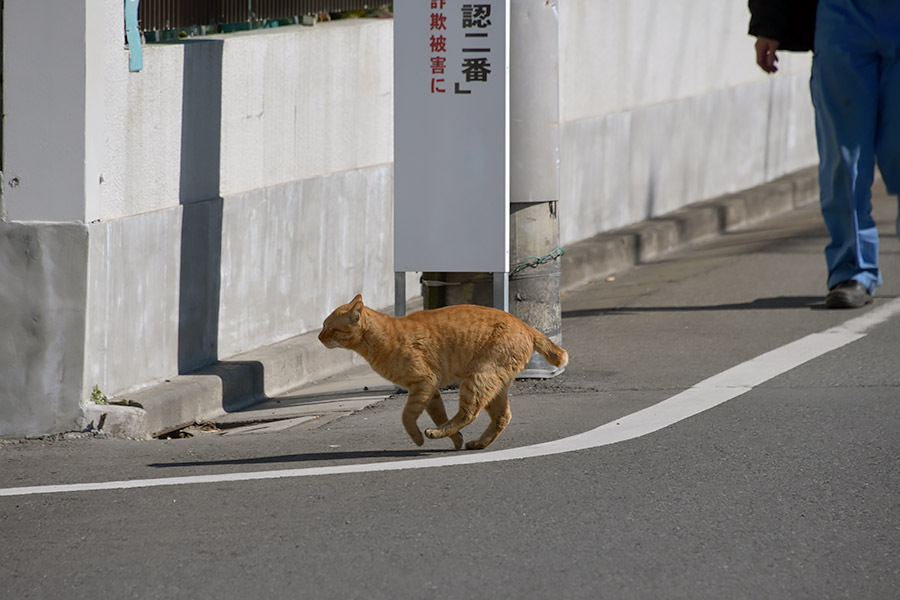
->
<box><xmin>83</xmin><ymin>166</ymin><xmax>821</xmax><ymax>440</ymax></box>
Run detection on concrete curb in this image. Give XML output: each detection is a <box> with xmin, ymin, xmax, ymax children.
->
<box><xmin>101</xmin><ymin>167</ymin><xmax>819</xmax><ymax>439</ymax></box>
<box><xmin>560</xmin><ymin>167</ymin><xmax>819</xmax><ymax>290</ymax></box>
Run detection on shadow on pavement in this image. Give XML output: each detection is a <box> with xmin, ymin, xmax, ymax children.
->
<box><xmin>148</xmin><ymin>448</ymin><xmax>452</xmax><ymax>469</ymax></box>
<box><xmin>562</xmin><ymin>296</ymin><xmax>826</xmax><ymax>319</ymax></box>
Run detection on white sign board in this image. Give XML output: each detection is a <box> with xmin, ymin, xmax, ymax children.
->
<box><xmin>394</xmin><ymin>0</ymin><xmax>510</xmax><ymax>273</ymax></box>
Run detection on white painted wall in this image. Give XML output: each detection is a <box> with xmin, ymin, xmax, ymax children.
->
<box><xmin>556</xmin><ymin>0</ymin><xmax>817</xmax><ymax>243</ymax></box>
<box><xmin>99</xmin><ymin>17</ymin><xmax>393</xmax><ymax>220</ymax></box>
<box><xmin>101</xmin><ymin>0</ymin><xmax>184</xmax><ymax>219</ymax></box>
<box><xmin>219</xmin><ymin>22</ymin><xmax>394</xmax><ymax>198</ymax></box>
<box><xmin>559</xmin><ymin>0</ymin><xmax>797</xmax><ymax>120</ymax></box>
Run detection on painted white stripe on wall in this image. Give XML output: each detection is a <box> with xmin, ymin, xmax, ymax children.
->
<box><xmin>3</xmin><ymin>297</ymin><xmax>899</xmax><ymax>498</ymax></box>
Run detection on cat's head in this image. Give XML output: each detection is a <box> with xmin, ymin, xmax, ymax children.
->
<box><xmin>318</xmin><ymin>294</ymin><xmax>366</xmax><ymax>349</ymax></box>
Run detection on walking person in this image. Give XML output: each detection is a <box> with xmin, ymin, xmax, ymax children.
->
<box><xmin>749</xmin><ymin>0</ymin><xmax>900</xmax><ymax>308</ymax></box>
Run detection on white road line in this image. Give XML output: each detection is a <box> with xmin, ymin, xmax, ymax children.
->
<box><xmin>4</xmin><ymin>297</ymin><xmax>900</xmax><ymax>498</ymax></box>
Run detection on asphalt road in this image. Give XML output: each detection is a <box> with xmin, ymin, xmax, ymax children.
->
<box><xmin>2</xmin><ymin>183</ymin><xmax>898</xmax><ymax>599</ymax></box>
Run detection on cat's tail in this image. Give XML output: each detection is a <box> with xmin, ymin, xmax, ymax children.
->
<box><xmin>531</xmin><ymin>329</ymin><xmax>569</xmax><ymax>368</ymax></box>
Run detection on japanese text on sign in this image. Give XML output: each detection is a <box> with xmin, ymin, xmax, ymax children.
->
<box><xmin>430</xmin><ymin>2</ymin><xmax>494</xmax><ymax>95</ymax></box>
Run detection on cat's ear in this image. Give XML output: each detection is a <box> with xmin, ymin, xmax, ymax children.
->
<box><xmin>347</xmin><ymin>294</ymin><xmax>363</xmax><ymax>323</ymax></box>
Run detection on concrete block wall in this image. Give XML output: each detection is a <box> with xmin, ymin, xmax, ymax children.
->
<box><xmin>83</xmin><ymin>19</ymin><xmax>400</xmax><ymax>400</ymax></box>
<box><xmin>1</xmin><ymin>0</ymin><xmax>819</xmax><ymax>437</ymax></box>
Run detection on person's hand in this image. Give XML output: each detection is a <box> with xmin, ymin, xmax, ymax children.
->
<box><xmin>755</xmin><ymin>36</ymin><xmax>780</xmax><ymax>73</ymax></box>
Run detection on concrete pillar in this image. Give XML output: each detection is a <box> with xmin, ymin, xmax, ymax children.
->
<box><xmin>510</xmin><ymin>0</ymin><xmax>559</xmax><ymax>206</ymax></box>
<box><xmin>2</xmin><ymin>0</ymin><xmax>105</xmax><ymax>222</ymax></box>
<box><xmin>0</xmin><ymin>0</ymin><xmax>109</xmax><ymax>436</ymax></box>
<box><xmin>509</xmin><ymin>202</ymin><xmax>563</xmax><ymax>378</ymax></box>
<box><xmin>509</xmin><ymin>0</ymin><xmax>563</xmax><ymax>378</ymax></box>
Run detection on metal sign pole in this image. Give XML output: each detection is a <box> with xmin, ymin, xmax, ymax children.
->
<box><xmin>394</xmin><ymin>272</ymin><xmax>407</xmax><ymax>317</ymax></box>
<box><xmin>493</xmin><ymin>272</ymin><xmax>509</xmax><ymax>312</ymax></box>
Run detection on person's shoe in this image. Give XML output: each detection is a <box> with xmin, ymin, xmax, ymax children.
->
<box><xmin>825</xmin><ymin>280</ymin><xmax>873</xmax><ymax>309</ymax></box>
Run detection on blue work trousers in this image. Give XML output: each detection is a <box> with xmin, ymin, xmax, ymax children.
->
<box><xmin>811</xmin><ymin>0</ymin><xmax>900</xmax><ymax>294</ymax></box>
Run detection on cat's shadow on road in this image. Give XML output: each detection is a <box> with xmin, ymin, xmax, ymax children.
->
<box><xmin>148</xmin><ymin>448</ymin><xmax>452</xmax><ymax>469</ymax></box>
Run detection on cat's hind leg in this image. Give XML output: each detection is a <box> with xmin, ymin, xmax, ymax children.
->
<box><xmin>424</xmin><ymin>373</ymin><xmax>499</xmax><ymax>444</ymax></box>
<box><xmin>465</xmin><ymin>384</ymin><xmax>511</xmax><ymax>450</ymax></box>
<box><xmin>425</xmin><ymin>390</ymin><xmax>463</xmax><ymax>450</ymax></box>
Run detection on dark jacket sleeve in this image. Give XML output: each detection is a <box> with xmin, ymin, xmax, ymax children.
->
<box><xmin>748</xmin><ymin>0</ymin><xmax>818</xmax><ymax>52</ymax></box>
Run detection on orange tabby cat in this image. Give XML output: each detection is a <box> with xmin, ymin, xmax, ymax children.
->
<box><xmin>318</xmin><ymin>294</ymin><xmax>568</xmax><ymax>450</ymax></box>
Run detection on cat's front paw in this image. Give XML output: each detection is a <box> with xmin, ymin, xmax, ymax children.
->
<box><xmin>451</xmin><ymin>433</ymin><xmax>463</xmax><ymax>450</ymax></box>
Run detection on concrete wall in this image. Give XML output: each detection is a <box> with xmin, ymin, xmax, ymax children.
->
<box><xmin>0</xmin><ymin>223</ymin><xmax>90</xmax><ymax>435</ymax></box>
<box><xmin>86</xmin><ymin>22</ymin><xmax>399</xmax><ymax>397</ymax></box>
<box><xmin>100</xmin><ymin>17</ymin><xmax>394</xmax><ymax>219</ymax></box>
<box><xmin>0</xmin><ymin>0</ymin><xmax>818</xmax><ymax>437</ymax></box>
<box><xmin>557</xmin><ymin>0</ymin><xmax>817</xmax><ymax>244</ymax></box>
<box><xmin>1</xmin><ymin>2</ymin><xmax>401</xmax><ymax>437</ymax></box>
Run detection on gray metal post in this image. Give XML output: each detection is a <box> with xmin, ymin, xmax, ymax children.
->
<box><xmin>394</xmin><ymin>272</ymin><xmax>406</xmax><ymax>317</ymax></box>
<box><xmin>493</xmin><ymin>272</ymin><xmax>509</xmax><ymax>312</ymax></box>
<box><xmin>510</xmin><ymin>0</ymin><xmax>564</xmax><ymax>378</ymax></box>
